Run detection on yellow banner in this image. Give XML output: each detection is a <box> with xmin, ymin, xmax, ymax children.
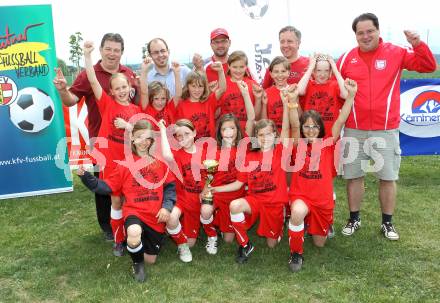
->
<box><xmin>0</xmin><ymin>42</ymin><xmax>49</xmax><ymax>71</ymax></box>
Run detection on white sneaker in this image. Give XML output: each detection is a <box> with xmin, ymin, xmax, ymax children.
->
<box><xmin>341</xmin><ymin>219</ymin><xmax>361</xmax><ymax>236</ymax></box>
<box><xmin>205</xmin><ymin>236</ymin><xmax>218</xmax><ymax>255</ymax></box>
<box><xmin>177</xmin><ymin>243</ymin><xmax>192</xmax><ymax>263</ymax></box>
<box><xmin>381</xmin><ymin>222</ymin><xmax>399</xmax><ymax>240</ymax></box>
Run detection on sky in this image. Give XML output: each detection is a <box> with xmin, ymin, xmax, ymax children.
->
<box><xmin>2</xmin><ymin>0</ymin><xmax>440</xmax><ymax>66</ymax></box>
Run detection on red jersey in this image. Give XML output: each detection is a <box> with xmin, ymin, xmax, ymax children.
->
<box><xmin>205</xmin><ymin>58</ymin><xmax>229</xmax><ymax>83</ymax></box>
<box><xmin>210</xmin><ymin>146</ymin><xmax>246</xmax><ymax>201</ymax></box>
<box><xmin>69</xmin><ymin>60</ymin><xmax>138</xmax><ymax>139</ymax></box>
<box><xmin>218</xmin><ymin>76</ymin><xmax>257</xmax><ymax>132</ymax></box>
<box><xmin>95</xmin><ymin>91</ymin><xmax>141</xmax><ymax>170</ymax></box>
<box><xmin>105</xmin><ymin>157</ymin><xmax>173</xmax><ymax>233</ymax></box>
<box><xmin>337</xmin><ymin>39</ymin><xmax>436</xmax><ymax>130</ymax></box>
<box><xmin>265</xmin><ymin>86</ymin><xmax>284</xmax><ymax>133</ymax></box>
<box><xmin>237</xmin><ymin>144</ymin><xmax>288</xmax><ymax>205</ymax></box>
<box><xmin>289</xmin><ymin>142</ymin><xmax>335</xmax><ymax>208</ymax></box>
<box><xmin>262</xmin><ymin>56</ymin><xmax>309</xmax><ymax>89</ymax></box>
<box><xmin>172</xmin><ymin>147</ymin><xmax>206</xmax><ymax>212</ymax></box>
<box><xmin>300</xmin><ymin>79</ymin><xmax>344</xmax><ymax>138</ymax></box>
<box><xmin>144</xmin><ymin>101</ymin><xmax>176</xmax><ymax>130</ymax></box>
<box><xmin>175</xmin><ymin>94</ymin><xmax>216</xmax><ymax>140</ymax></box>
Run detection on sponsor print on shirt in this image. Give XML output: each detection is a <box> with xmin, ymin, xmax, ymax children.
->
<box><xmin>308</xmin><ymin>91</ymin><xmax>337</xmax><ymax>122</ymax></box>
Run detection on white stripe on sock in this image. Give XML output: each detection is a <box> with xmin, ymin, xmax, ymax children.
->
<box><xmin>289</xmin><ymin>222</ymin><xmax>304</xmax><ymax>232</ymax></box>
<box><xmin>167</xmin><ymin>223</ymin><xmax>182</xmax><ymax>235</ymax></box>
<box><xmin>230</xmin><ymin>212</ymin><xmax>245</xmax><ymax>223</ymax></box>
<box><xmin>110</xmin><ymin>208</ymin><xmax>123</xmax><ymax>220</ymax></box>
<box><xmin>200</xmin><ymin>215</ymin><xmax>214</xmax><ymax>225</ymax></box>
<box><xmin>127</xmin><ymin>242</ymin><xmax>142</xmax><ymax>253</ymax></box>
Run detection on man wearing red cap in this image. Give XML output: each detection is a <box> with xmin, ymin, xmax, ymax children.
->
<box><xmin>193</xmin><ymin>28</ymin><xmax>231</xmax><ymax>89</ymax></box>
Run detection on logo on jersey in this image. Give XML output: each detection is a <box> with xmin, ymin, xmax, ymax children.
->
<box><xmin>375</xmin><ymin>60</ymin><xmax>386</xmax><ymax>70</ymax></box>
<box><xmin>400</xmin><ymin>85</ymin><xmax>440</xmax><ymax>138</ymax></box>
<box><xmin>350</xmin><ymin>58</ymin><xmax>358</xmax><ymax>64</ymax></box>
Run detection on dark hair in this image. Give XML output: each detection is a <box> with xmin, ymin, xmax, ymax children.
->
<box><xmin>175</xmin><ymin>119</ymin><xmax>195</xmax><ymax>131</ymax></box>
<box><xmin>269</xmin><ymin>56</ymin><xmax>290</xmax><ymax>72</ymax></box>
<box><xmin>131</xmin><ymin>120</ymin><xmax>154</xmax><ymax>155</ymax></box>
<box><xmin>100</xmin><ymin>33</ymin><xmax>124</xmax><ymax>52</ymax></box>
<box><xmin>227</xmin><ymin>50</ymin><xmax>252</xmax><ymax>78</ymax></box>
<box><xmin>279</xmin><ymin>25</ymin><xmax>302</xmax><ymax>41</ymax></box>
<box><xmin>215</xmin><ymin>113</ymin><xmax>243</xmax><ymax>147</ymax></box>
<box><xmin>181</xmin><ymin>71</ymin><xmax>210</xmax><ymax>101</ymax></box>
<box><xmin>352</xmin><ymin>13</ymin><xmax>379</xmax><ymax>33</ymax></box>
<box><xmin>300</xmin><ymin>110</ymin><xmax>325</xmax><ymax>138</ymax></box>
<box><xmin>147</xmin><ymin>38</ymin><xmax>169</xmax><ymax>54</ymax></box>
<box><xmin>250</xmin><ymin>119</ymin><xmax>278</xmax><ymax>151</ymax></box>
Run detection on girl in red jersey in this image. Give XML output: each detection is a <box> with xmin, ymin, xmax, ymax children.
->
<box><xmin>261</xmin><ymin>56</ymin><xmax>293</xmax><ymax>133</ymax></box>
<box><xmin>199</xmin><ymin>80</ymin><xmax>256</xmax><ymax>254</ymax></box>
<box><xmin>218</xmin><ymin>51</ymin><xmax>262</xmax><ymax>133</ymax></box>
<box><xmin>287</xmin><ymin>78</ymin><xmax>357</xmax><ymax>272</ymax></box>
<box><xmin>209</xmin><ymin>89</ymin><xmax>292</xmax><ymax>264</ymax></box>
<box><xmin>174</xmin><ymin>62</ymin><xmax>226</xmax><ymax>140</ymax></box>
<box><xmin>139</xmin><ymin>57</ymin><xmax>180</xmax><ymax>128</ymax></box>
<box><xmin>296</xmin><ymin>53</ymin><xmax>350</xmax><ymax>238</ymax></box>
<box><xmin>159</xmin><ymin>119</ymin><xmax>216</xmax><ymax>262</ymax></box>
<box><xmin>77</xmin><ymin>120</ymin><xmax>176</xmax><ymax>283</ymax></box>
<box><xmin>83</xmin><ymin>41</ymin><xmax>144</xmax><ymax>257</ymax></box>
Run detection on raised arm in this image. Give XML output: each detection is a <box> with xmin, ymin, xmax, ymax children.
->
<box><xmin>252</xmin><ymin>83</ymin><xmax>264</xmax><ymax>120</ymax></box>
<box><xmin>192</xmin><ymin>53</ymin><xmax>205</xmax><ymax>73</ymax></box>
<box><xmin>332</xmin><ymin>78</ymin><xmax>357</xmax><ymax>140</ymax></box>
<box><xmin>237</xmin><ymin>80</ymin><xmax>256</xmax><ymax>136</ymax></box>
<box><xmin>140</xmin><ymin>56</ymin><xmax>153</xmax><ymax>111</ymax></box>
<box><xmin>171</xmin><ymin>61</ymin><xmax>182</xmax><ymax>106</ymax></box>
<box><xmin>53</xmin><ymin>68</ymin><xmax>79</xmax><ymax>106</ymax></box>
<box><xmin>76</xmin><ymin>167</ymin><xmax>112</xmax><ymax>195</ymax></box>
<box><xmin>297</xmin><ymin>54</ymin><xmax>316</xmax><ymax>96</ymax></box>
<box><xmin>328</xmin><ymin>55</ymin><xmax>348</xmax><ymax>99</ymax></box>
<box><xmin>210</xmin><ymin>62</ymin><xmax>226</xmax><ymax>99</ymax></box>
<box><xmin>286</xmin><ymin>84</ymin><xmax>300</xmax><ymax>143</ymax></box>
<box><xmin>158</xmin><ymin>120</ymin><xmax>175</xmax><ymax>162</ymax></box>
<box><xmin>83</xmin><ymin>41</ymin><xmax>103</xmax><ymax>100</ymax></box>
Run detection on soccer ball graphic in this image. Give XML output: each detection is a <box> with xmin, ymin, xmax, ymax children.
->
<box><xmin>9</xmin><ymin>87</ymin><xmax>55</xmax><ymax>133</ymax></box>
<box><xmin>240</xmin><ymin>0</ymin><xmax>269</xmax><ymax>20</ymax></box>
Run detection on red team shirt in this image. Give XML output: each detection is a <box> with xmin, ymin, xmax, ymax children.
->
<box><xmin>104</xmin><ymin>157</ymin><xmax>173</xmax><ymax>233</ymax></box>
<box><xmin>300</xmin><ymin>79</ymin><xmax>344</xmax><ymax>139</ymax></box>
<box><xmin>289</xmin><ymin>142</ymin><xmax>335</xmax><ymax>208</ymax></box>
<box><xmin>218</xmin><ymin>76</ymin><xmax>257</xmax><ymax>132</ymax></box>
<box><xmin>144</xmin><ymin>101</ymin><xmax>176</xmax><ymax>130</ymax></box>
<box><xmin>175</xmin><ymin>94</ymin><xmax>217</xmax><ymax>140</ymax></box>
<box><xmin>237</xmin><ymin>144</ymin><xmax>288</xmax><ymax>205</ymax></box>
<box><xmin>262</xmin><ymin>56</ymin><xmax>309</xmax><ymax>89</ymax></box>
<box><xmin>264</xmin><ymin>86</ymin><xmax>285</xmax><ymax>133</ymax></box>
<box><xmin>95</xmin><ymin>91</ymin><xmax>141</xmax><ymax>175</ymax></box>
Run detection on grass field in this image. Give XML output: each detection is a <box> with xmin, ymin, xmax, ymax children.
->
<box><xmin>1</xmin><ymin>156</ymin><xmax>439</xmax><ymax>303</ymax></box>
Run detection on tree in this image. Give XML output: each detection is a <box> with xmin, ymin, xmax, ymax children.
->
<box><xmin>57</xmin><ymin>58</ymin><xmax>69</xmax><ymax>76</ymax></box>
<box><xmin>69</xmin><ymin>32</ymin><xmax>83</xmax><ymax>77</ymax></box>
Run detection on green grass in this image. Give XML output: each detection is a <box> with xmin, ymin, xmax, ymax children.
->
<box><xmin>1</xmin><ymin>156</ymin><xmax>439</xmax><ymax>302</ymax></box>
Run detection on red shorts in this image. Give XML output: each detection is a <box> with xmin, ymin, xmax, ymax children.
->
<box><xmin>290</xmin><ymin>197</ymin><xmax>334</xmax><ymax>236</ymax></box>
<box><xmin>213</xmin><ymin>194</ymin><xmax>243</xmax><ymax>233</ymax></box>
<box><xmin>244</xmin><ymin>196</ymin><xmax>285</xmax><ymax>240</ymax></box>
<box><xmin>175</xmin><ymin>203</ymin><xmax>201</xmax><ymax>239</ymax></box>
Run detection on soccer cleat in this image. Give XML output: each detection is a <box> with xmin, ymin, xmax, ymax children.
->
<box><xmin>177</xmin><ymin>243</ymin><xmax>193</xmax><ymax>263</ymax></box>
<box><xmin>132</xmin><ymin>262</ymin><xmax>146</xmax><ymax>283</ymax></box>
<box><xmin>235</xmin><ymin>242</ymin><xmax>254</xmax><ymax>264</ymax></box>
<box><xmin>112</xmin><ymin>242</ymin><xmax>125</xmax><ymax>257</ymax></box>
<box><xmin>327</xmin><ymin>224</ymin><xmax>335</xmax><ymax>239</ymax></box>
<box><xmin>288</xmin><ymin>252</ymin><xmax>304</xmax><ymax>272</ymax></box>
<box><xmin>205</xmin><ymin>236</ymin><xmax>218</xmax><ymax>255</ymax></box>
<box><xmin>341</xmin><ymin>219</ymin><xmax>361</xmax><ymax>236</ymax></box>
<box><xmin>381</xmin><ymin>222</ymin><xmax>399</xmax><ymax>240</ymax></box>
<box><xmin>103</xmin><ymin>230</ymin><xmax>114</xmax><ymax>242</ymax></box>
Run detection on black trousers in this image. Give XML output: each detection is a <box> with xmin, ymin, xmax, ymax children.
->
<box><xmin>94</xmin><ymin>170</ymin><xmax>111</xmax><ymax>233</ymax></box>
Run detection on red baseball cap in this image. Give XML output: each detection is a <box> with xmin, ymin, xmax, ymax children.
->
<box><xmin>210</xmin><ymin>28</ymin><xmax>229</xmax><ymax>40</ymax></box>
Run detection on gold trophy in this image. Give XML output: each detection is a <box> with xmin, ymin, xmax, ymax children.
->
<box><xmin>201</xmin><ymin>159</ymin><xmax>219</xmax><ymax>205</ymax></box>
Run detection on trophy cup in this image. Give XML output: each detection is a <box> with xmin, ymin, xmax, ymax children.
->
<box><xmin>201</xmin><ymin>159</ymin><xmax>219</xmax><ymax>205</ymax></box>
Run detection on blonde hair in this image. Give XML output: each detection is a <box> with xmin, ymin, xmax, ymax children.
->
<box><xmin>181</xmin><ymin>71</ymin><xmax>210</xmax><ymax>101</ymax></box>
<box><xmin>227</xmin><ymin>50</ymin><xmax>252</xmax><ymax>78</ymax></box>
<box><xmin>109</xmin><ymin>73</ymin><xmax>130</xmax><ymax>89</ymax></box>
<box><xmin>175</xmin><ymin>119</ymin><xmax>195</xmax><ymax>131</ymax></box>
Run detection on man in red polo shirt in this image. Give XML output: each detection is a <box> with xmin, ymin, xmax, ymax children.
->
<box><xmin>54</xmin><ymin>33</ymin><xmax>138</xmax><ymax>242</ymax></box>
<box><xmin>193</xmin><ymin>28</ymin><xmax>231</xmax><ymax>89</ymax></box>
<box><xmin>262</xmin><ymin>26</ymin><xmax>309</xmax><ymax>89</ymax></box>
